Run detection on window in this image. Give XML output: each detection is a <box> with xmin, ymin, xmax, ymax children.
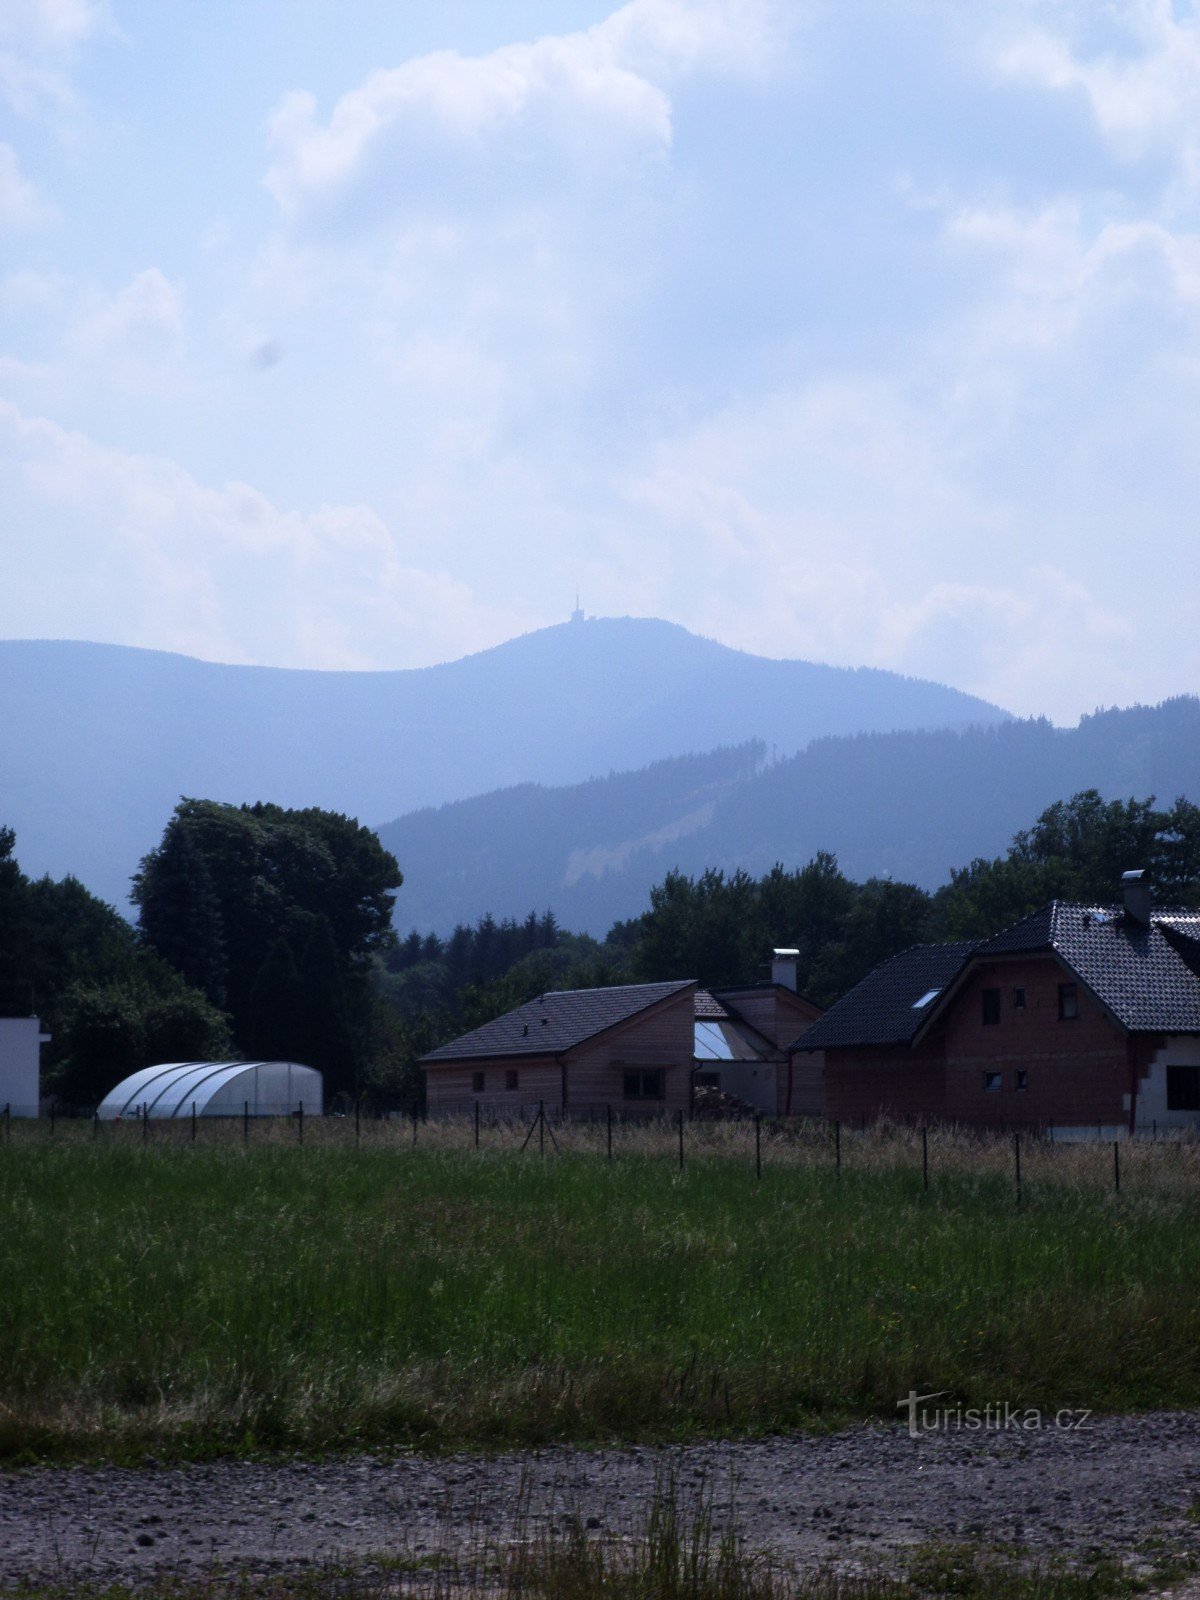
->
<box><xmin>983</xmin><ymin>1071</ymin><xmax>1002</xmax><ymax>1093</ymax></box>
<box><xmin>472</xmin><ymin>1070</ymin><xmax>485</xmax><ymax>1094</ymax></box>
<box><xmin>1167</xmin><ymin>1066</ymin><xmax>1200</xmax><ymax>1112</ymax></box>
<box><xmin>912</xmin><ymin>988</ymin><xmax>940</xmax><ymax>1009</ymax></box>
<box><xmin>1016</xmin><ymin>1070</ymin><xmax>1028</xmax><ymax>1092</ymax></box>
<box><xmin>1058</xmin><ymin>983</ymin><xmax>1079</xmax><ymax>1021</ymax></box>
<box><xmin>982</xmin><ymin>988</ymin><xmax>1001</xmax><ymax>1025</ymax></box>
<box><xmin>1013</xmin><ymin>987</ymin><xmax>1026</xmax><ymax>1010</ymax></box>
<box><xmin>623</xmin><ymin>1068</ymin><xmax>664</xmax><ymax>1101</ymax></box>
<box><xmin>505</xmin><ymin>1068</ymin><xmax>519</xmax><ymax>1091</ymax></box>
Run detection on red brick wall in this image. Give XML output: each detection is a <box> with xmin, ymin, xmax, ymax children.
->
<box><xmin>823</xmin><ymin>1043</ymin><xmax>946</xmax><ymax>1124</ymax></box>
<box><xmin>940</xmin><ymin>955</ymin><xmax>1131</xmax><ymax>1129</ymax></box>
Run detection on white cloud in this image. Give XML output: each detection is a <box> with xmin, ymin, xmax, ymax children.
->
<box><xmin>998</xmin><ymin>3</ymin><xmax>1200</xmax><ymax>194</ymax></box>
<box><xmin>0</xmin><ymin>0</ymin><xmax>107</xmax><ymax>123</ymax></box>
<box><xmin>0</xmin><ymin>141</ymin><xmax>53</xmax><ymax>229</ymax></box>
<box><xmin>0</xmin><ymin>400</ymin><xmax>537</xmax><ymax>670</ymax></box>
<box><xmin>265</xmin><ymin>0</ymin><xmax>778</xmax><ymax>221</ymax></box>
<box><xmin>0</xmin><ymin>0</ymin><xmax>107</xmax><ymax>51</ymax></box>
<box><xmin>68</xmin><ymin>267</ymin><xmax>186</xmax><ymax>367</ymax></box>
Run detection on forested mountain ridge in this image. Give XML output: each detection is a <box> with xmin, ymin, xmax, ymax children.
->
<box><xmin>0</xmin><ymin>618</ymin><xmax>1005</xmax><ymax>909</ymax></box>
<box><xmin>378</xmin><ymin>697</ymin><xmax>1200</xmax><ymax>934</ymax></box>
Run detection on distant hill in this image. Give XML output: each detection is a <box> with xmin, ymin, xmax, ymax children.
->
<box><xmin>377</xmin><ymin>697</ymin><xmax>1200</xmax><ymax>934</ymax></box>
<box><xmin>0</xmin><ymin>618</ymin><xmax>1004</xmax><ymax>909</ymax></box>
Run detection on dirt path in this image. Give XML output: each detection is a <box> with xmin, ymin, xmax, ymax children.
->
<box><xmin>3</xmin><ymin>1412</ymin><xmax>1200</xmax><ymax>1591</ymax></box>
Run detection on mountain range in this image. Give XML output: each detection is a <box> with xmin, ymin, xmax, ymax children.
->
<box><xmin>0</xmin><ymin>617</ymin><xmax>1005</xmax><ymax>910</ymax></box>
<box><xmin>377</xmin><ymin>697</ymin><xmax>1200</xmax><ymax>934</ymax></box>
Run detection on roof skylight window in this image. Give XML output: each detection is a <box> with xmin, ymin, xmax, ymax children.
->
<box><xmin>912</xmin><ymin>988</ymin><xmax>941</xmax><ymax>1009</ymax></box>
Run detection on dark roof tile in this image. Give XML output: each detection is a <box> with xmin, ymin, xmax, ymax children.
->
<box><xmin>421</xmin><ymin>980</ymin><xmax>695</xmax><ymax>1063</ymax></box>
<box><xmin>976</xmin><ymin>901</ymin><xmax>1200</xmax><ymax>1033</ymax></box>
<box><xmin>790</xmin><ymin>942</ymin><xmax>977</xmax><ymax>1052</ymax></box>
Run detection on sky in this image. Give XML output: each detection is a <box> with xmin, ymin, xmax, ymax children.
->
<box><xmin>2</xmin><ymin>0</ymin><xmax>1198</xmax><ymax>724</ymax></box>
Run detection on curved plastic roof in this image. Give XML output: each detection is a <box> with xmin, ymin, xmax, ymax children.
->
<box><xmin>97</xmin><ymin>1060</ymin><xmax>321</xmax><ymax>1119</ymax></box>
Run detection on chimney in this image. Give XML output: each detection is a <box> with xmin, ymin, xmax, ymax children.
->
<box><xmin>771</xmin><ymin>947</ymin><xmax>799</xmax><ymax>991</ymax></box>
<box><xmin>1121</xmin><ymin>869</ymin><xmax>1151</xmax><ymax>926</ymax></box>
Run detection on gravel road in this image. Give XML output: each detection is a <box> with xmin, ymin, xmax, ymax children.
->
<box><xmin>3</xmin><ymin>1412</ymin><xmax>1200</xmax><ymax>1591</ymax></box>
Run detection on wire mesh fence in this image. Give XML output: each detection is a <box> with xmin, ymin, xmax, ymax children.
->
<box><xmin>4</xmin><ymin>1096</ymin><xmax>1200</xmax><ymax>1200</ymax></box>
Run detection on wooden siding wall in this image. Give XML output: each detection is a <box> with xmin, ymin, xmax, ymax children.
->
<box><xmin>565</xmin><ymin>987</ymin><xmax>695</xmax><ymax>1113</ymax></box>
<box><xmin>425</xmin><ymin>1055</ymin><xmax>562</xmax><ymax>1112</ymax></box>
<box><xmin>424</xmin><ymin>986</ymin><xmax>697</xmax><ymax>1115</ymax></box>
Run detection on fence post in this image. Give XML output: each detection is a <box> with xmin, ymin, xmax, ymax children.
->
<box><xmin>3</xmin><ymin>1103</ymin><xmax>9</xmax><ymax>1140</ymax></box>
<box><xmin>244</xmin><ymin>1100</ymin><xmax>249</xmax><ymax>1145</ymax></box>
<box><xmin>1014</xmin><ymin>1132</ymin><xmax>1022</xmax><ymax>1205</ymax></box>
<box><xmin>141</xmin><ymin>1103</ymin><xmax>147</xmax><ymax>1143</ymax></box>
<box><xmin>755</xmin><ymin>1114</ymin><xmax>762</xmax><ymax>1181</ymax></box>
<box><xmin>412</xmin><ymin>1111</ymin><xmax>418</xmax><ymax>1146</ymax></box>
<box><xmin>1113</xmin><ymin>1139</ymin><xmax>1120</xmax><ymax>1194</ymax></box>
<box><xmin>677</xmin><ymin>1108</ymin><xmax>684</xmax><ymax>1171</ymax></box>
<box><xmin>355</xmin><ymin>1099</ymin><xmax>360</xmax><ymax>1144</ymax></box>
<box><xmin>93</xmin><ymin>1109</ymin><xmax>99</xmax><ymax>1139</ymax></box>
<box><xmin>191</xmin><ymin>1101</ymin><xmax>196</xmax><ymax>1144</ymax></box>
<box><xmin>922</xmin><ymin>1125</ymin><xmax>928</xmax><ymax>1191</ymax></box>
<box><xmin>50</xmin><ymin>1102</ymin><xmax>55</xmax><ymax>1136</ymax></box>
<box><xmin>298</xmin><ymin>1100</ymin><xmax>304</xmax><ymax>1145</ymax></box>
<box><xmin>834</xmin><ymin>1119</ymin><xmax>841</xmax><ymax>1178</ymax></box>
<box><xmin>539</xmin><ymin>1100</ymin><xmax>545</xmax><ymax>1157</ymax></box>
<box><xmin>474</xmin><ymin>1099</ymin><xmax>480</xmax><ymax>1150</ymax></box>
<box><xmin>607</xmin><ymin>1102</ymin><xmax>612</xmax><ymax>1161</ymax></box>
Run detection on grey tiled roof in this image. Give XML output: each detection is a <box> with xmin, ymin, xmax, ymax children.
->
<box><xmin>694</xmin><ymin>989</ymin><xmax>730</xmax><ymax>1019</ymax></box>
<box><xmin>976</xmin><ymin>902</ymin><xmax>1200</xmax><ymax>1033</ymax></box>
<box><xmin>421</xmin><ymin>980</ymin><xmax>695</xmax><ymax>1063</ymax></box>
<box><xmin>790</xmin><ymin>942</ymin><xmax>978</xmax><ymax>1052</ymax></box>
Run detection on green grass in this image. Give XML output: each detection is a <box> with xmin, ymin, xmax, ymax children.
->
<box><xmin>2</xmin><ymin>1120</ymin><xmax>1200</xmax><ymax>1461</ymax></box>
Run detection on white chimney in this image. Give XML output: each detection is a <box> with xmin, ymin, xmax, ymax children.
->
<box><xmin>771</xmin><ymin>948</ymin><xmax>799</xmax><ymax>991</ymax></box>
<box><xmin>1121</xmin><ymin>869</ymin><xmax>1151</xmax><ymax>926</ymax></box>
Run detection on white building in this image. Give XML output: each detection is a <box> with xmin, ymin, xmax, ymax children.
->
<box><xmin>0</xmin><ymin>1016</ymin><xmax>50</xmax><ymax>1117</ymax></box>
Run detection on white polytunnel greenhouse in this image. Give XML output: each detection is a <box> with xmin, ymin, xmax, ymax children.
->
<box><xmin>96</xmin><ymin>1061</ymin><xmax>323</xmax><ymax>1120</ymax></box>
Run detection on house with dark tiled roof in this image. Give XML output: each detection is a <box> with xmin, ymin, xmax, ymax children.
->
<box><xmin>421</xmin><ymin>954</ymin><xmax>823</xmax><ymax>1117</ymax></box>
<box><xmin>790</xmin><ymin>872</ymin><xmax>1200</xmax><ymax>1136</ymax></box>
<box><xmin>422</xmin><ymin>980</ymin><xmax>699</xmax><ymax>1114</ymax></box>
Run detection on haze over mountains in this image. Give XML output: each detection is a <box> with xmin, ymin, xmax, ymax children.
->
<box><xmin>379</xmin><ymin>698</ymin><xmax>1200</xmax><ymax>934</ymax></box>
<box><xmin>0</xmin><ymin>617</ymin><xmax>1005</xmax><ymax>910</ymax></box>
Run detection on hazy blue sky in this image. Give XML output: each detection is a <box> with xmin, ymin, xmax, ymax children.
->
<box><xmin>2</xmin><ymin>0</ymin><xmax>1198</xmax><ymax>721</ymax></box>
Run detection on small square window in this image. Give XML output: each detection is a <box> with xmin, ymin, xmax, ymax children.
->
<box><xmin>623</xmin><ymin>1069</ymin><xmax>664</xmax><ymax>1101</ymax></box>
<box><xmin>983</xmin><ymin>1071</ymin><xmax>1002</xmax><ymax>1093</ymax></box>
<box><xmin>1058</xmin><ymin>983</ymin><xmax>1079</xmax><ymax>1021</ymax></box>
<box><xmin>1013</xmin><ymin>987</ymin><xmax>1026</xmax><ymax>1010</ymax></box>
<box><xmin>982</xmin><ymin>988</ymin><xmax>1001</xmax><ymax>1025</ymax></box>
<box><xmin>1167</xmin><ymin>1065</ymin><xmax>1200</xmax><ymax>1111</ymax></box>
<box><xmin>1016</xmin><ymin>1070</ymin><xmax>1028</xmax><ymax>1092</ymax></box>
<box><xmin>472</xmin><ymin>1070</ymin><xmax>485</xmax><ymax>1094</ymax></box>
<box><xmin>505</xmin><ymin>1068</ymin><xmax>519</xmax><ymax>1091</ymax></box>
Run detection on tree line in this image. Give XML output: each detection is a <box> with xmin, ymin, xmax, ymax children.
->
<box><xmin>3</xmin><ymin>787</ymin><xmax>1197</xmax><ymax>1113</ymax></box>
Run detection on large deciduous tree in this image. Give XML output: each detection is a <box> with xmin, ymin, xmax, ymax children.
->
<box><xmin>133</xmin><ymin>799</ymin><xmax>402</xmax><ymax>1094</ymax></box>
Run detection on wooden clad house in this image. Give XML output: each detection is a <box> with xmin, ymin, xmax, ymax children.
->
<box><xmin>421</xmin><ymin>980</ymin><xmax>697</xmax><ymax>1115</ymax></box>
<box><xmin>790</xmin><ymin>873</ymin><xmax>1200</xmax><ymax>1137</ymax></box>
<box><xmin>694</xmin><ymin>983</ymin><xmax>823</xmax><ymax>1114</ymax></box>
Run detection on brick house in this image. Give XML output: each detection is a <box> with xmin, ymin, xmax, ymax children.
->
<box><xmin>421</xmin><ymin>980</ymin><xmax>697</xmax><ymax>1115</ymax></box>
<box><xmin>791</xmin><ymin>874</ymin><xmax>1200</xmax><ymax>1136</ymax></box>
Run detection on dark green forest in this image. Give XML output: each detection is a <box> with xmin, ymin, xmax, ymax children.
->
<box><xmin>4</xmin><ymin>789</ymin><xmax>1198</xmax><ymax>1113</ymax></box>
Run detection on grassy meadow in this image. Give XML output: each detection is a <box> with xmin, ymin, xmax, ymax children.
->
<box><xmin>2</xmin><ymin>1115</ymin><xmax>1200</xmax><ymax>1462</ymax></box>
